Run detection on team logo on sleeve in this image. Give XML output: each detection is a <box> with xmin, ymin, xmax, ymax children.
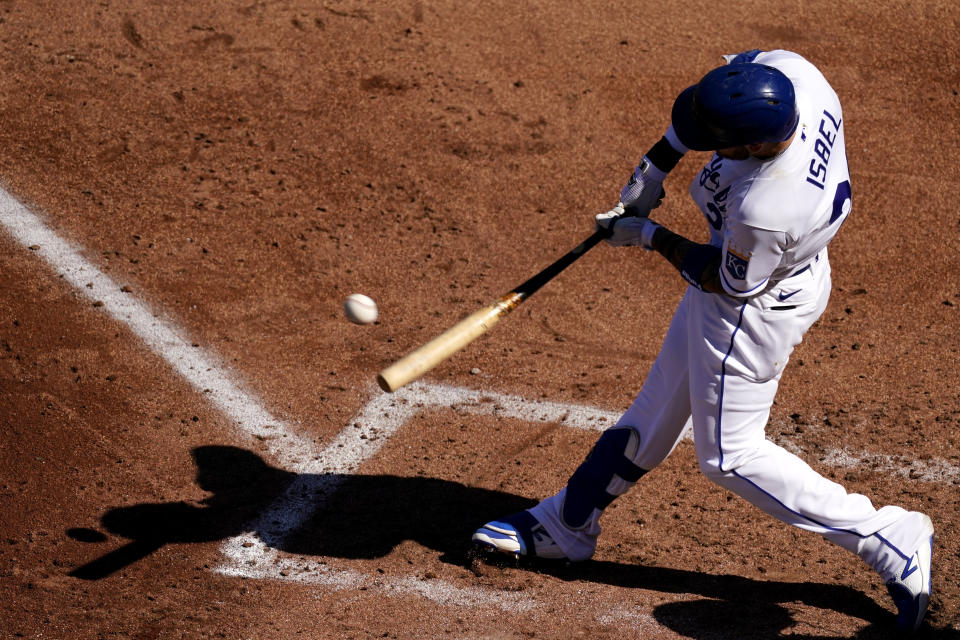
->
<box><xmin>724</xmin><ymin>246</ymin><xmax>750</xmax><ymax>280</ymax></box>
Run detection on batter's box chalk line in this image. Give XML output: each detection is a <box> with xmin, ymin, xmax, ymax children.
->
<box><xmin>214</xmin><ymin>381</ymin><xmax>622</xmax><ymax>613</ymax></box>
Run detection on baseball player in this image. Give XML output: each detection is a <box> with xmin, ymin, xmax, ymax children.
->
<box><xmin>473</xmin><ymin>49</ymin><xmax>934</xmax><ymax>633</ymax></box>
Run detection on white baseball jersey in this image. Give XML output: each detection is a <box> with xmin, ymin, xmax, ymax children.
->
<box><xmin>689</xmin><ymin>50</ymin><xmax>852</xmax><ymax>297</ymax></box>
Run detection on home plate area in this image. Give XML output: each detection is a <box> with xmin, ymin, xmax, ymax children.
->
<box><xmin>213</xmin><ymin>381</ymin><xmax>957</xmax><ymax>633</ymax></box>
<box><xmin>215</xmin><ymin>382</ymin><xmax>621</xmax><ymax>609</ymax></box>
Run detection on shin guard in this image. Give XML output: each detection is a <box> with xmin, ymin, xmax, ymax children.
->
<box><xmin>561</xmin><ymin>427</ymin><xmax>647</xmax><ymax>529</ymax></box>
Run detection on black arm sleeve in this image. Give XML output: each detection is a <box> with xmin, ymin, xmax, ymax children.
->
<box><xmin>645</xmin><ymin>137</ymin><xmax>685</xmax><ymax>174</ymax></box>
<box><xmin>652</xmin><ymin>226</ymin><xmax>726</xmax><ymax>295</ymax></box>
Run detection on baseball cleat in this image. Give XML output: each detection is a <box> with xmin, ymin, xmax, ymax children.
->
<box><xmin>472</xmin><ymin>510</ymin><xmax>566</xmax><ymax>560</ymax></box>
<box><xmin>883</xmin><ymin>513</ymin><xmax>934</xmax><ymax>633</ymax></box>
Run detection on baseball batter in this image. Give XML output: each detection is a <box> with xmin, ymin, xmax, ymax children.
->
<box><xmin>473</xmin><ymin>49</ymin><xmax>934</xmax><ymax>633</ymax></box>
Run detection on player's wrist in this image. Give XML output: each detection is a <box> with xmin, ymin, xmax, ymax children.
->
<box><xmin>640</xmin><ymin>220</ymin><xmax>661</xmax><ymax>251</ymax></box>
<box><xmin>639</xmin><ymin>126</ymin><xmax>687</xmax><ymax>184</ymax></box>
<box><xmin>639</xmin><ymin>156</ymin><xmax>667</xmax><ymax>182</ymax></box>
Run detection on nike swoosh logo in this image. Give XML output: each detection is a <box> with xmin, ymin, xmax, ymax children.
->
<box><xmin>778</xmin><ymin>289</ymin><xmax>801</xmax><ymax>301</ymax></box>
<box><xmin>901</xmin><ymin>555</ymin><xmax>919</xmax><ymax>581</ymax></box>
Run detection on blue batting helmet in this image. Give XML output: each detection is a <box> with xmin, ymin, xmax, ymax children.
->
<box><xmin>671</xmin><ymin>62</ymin><xmax>799</xmax><ymax>151</ymax></box>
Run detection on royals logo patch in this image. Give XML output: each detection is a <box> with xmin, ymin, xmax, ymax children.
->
<box><xmin>724</xmin><ymin>247</ymin><xmax>750</xmax><ymax>280</ymax></box>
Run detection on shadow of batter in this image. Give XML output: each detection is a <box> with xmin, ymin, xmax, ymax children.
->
<box><xmin>67</xmin><ymin>446</ymin><xmax>296</xmax><ymax>580</ymax></box>
<box><xmin>66</xmin><ymin>445</ymin><xmax>534</xmax><ymax>580</ymax></box>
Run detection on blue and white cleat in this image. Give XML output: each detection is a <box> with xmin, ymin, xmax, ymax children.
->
<box><xmin>472</xmin><ymin>511</ymin><xmax>567</xmax><ymax>560</ymax></box>
<box><xmin>883</xmin><ymin>513</ymin><xmax>934</xmax><ymax>633</ymax></box>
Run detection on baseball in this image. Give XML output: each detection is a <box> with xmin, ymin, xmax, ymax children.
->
<box><xmin>344</xmin><ymin>293</ymin><xmax>378</xmax><ymax>325</ymax></box>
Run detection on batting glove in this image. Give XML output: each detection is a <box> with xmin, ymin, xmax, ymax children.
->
<box><xmin>595</xmin><ymin>202</ymin><xmax>661</xmax><ymax>249</ymax></box>
<box><xmin>619</xmin><ymin>157</ymin><xmax>666</xmax><ymax>217</ymax></box>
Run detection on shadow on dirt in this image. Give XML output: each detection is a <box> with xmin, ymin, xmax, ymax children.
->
<box><xmin>66</xmin><ymin>446</ymin><xmax>297</xmax><ymax>580</ymax></box>
<box><xmin>66</xmin><ymin>445</ymin><xmax>956</xmax><ymax>639</ymax></box>
<box><xmin>66</xmin><ymin>445</ymin><xmax>534</xmax><ymax>579</ymax></box>
<box><xmin>530</xmin><ymin>558</ymin><xmax>957</xmax><ymax>639</ymax></box>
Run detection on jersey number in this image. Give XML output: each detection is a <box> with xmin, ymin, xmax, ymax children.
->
<box><xmin>830</xmin><ymin>180</ymin><xmax>851</xmax><ymax>225</ymax></box>
<box><xmin>704</xmin><ymin>185</ymin><xmax>730</xmax><ymax>231</ymax></box>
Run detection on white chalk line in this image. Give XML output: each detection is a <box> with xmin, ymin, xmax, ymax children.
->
<box><xmin>214</xmin><ymin>381</ymin><xmax>622</xmax><ymax>613</ymax></box>
<box><xmin>2</xmin><ymin>186</ymin><xmax>958</xmax><ymax>620</ymax></box>
<box><xmin>0</xmin><ymin>187</ymin><xmax>620</xmax><ymax>615</ymax></box>
<box><xmin>0</xmin><ymin>188</ymin><xmax>317</xmax><ymax>472</ymax></box>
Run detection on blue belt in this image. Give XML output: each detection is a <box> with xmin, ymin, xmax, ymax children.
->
<box><xmin>786</xmin><ymin>251</ymin><xmax>822</xmax><ymax>278</ymax></box>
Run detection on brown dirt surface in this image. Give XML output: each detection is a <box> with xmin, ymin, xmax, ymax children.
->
<box><xmin>1</xmin><ymin>1</ymin><xmax>958</xmax><ymax>638</ymax></box>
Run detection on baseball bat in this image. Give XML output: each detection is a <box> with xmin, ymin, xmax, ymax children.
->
<box><xmin>377</xmin><ymin>227</ymin><xmax>609</xmax><ymax>392</ymax></box>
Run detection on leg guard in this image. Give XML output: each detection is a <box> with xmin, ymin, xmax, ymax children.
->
<box><xmin>561</xmin><ymin>427</ymin><xmax>647</xmax><ymax>529</ymax></box>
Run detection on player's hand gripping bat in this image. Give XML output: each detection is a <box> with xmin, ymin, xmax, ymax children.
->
<box><xmin>377</xmin><ymin>227</ymin><xmax>610</xmax><ymax>392</ymax></box>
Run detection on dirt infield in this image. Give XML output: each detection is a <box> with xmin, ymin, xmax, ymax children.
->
<box><xmin>1</xmin><ymin>1</ymin><xmax>958</xmax><ymax>638</ymax></box>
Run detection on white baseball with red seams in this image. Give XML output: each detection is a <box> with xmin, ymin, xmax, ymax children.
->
<box><xmin>344</xmin><ymin>293</ymin><xmax>378</xmax><ymax>324</ymax></box>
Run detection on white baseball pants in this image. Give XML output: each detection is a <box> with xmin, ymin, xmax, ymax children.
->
<box><xmin>531</xmin><ymin>253</ymin><xmax>907</xmax><ymax>566</ymax></box>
